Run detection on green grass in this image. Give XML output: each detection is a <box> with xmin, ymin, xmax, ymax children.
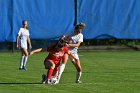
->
<box><xmin>0</xmin><ymin>51</ymin><xmax>140</xmax><ymax>93</ymax></box>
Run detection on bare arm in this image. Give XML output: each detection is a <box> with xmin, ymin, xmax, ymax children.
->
<box><xmin>67</xmin><ymin>42</ymin><xmax>81</xmax><ymax>47</ymax></box>
<box><xmin>27</xmin><ymin>36</ymin><xmax>32</xmax><ymax>49</ymax></box>
<box><xmin>32</xmin><ymin>48</ymin><xmax>43</xmax><ymax>53</ymax></box>
<box><xmin>16</xmin><ymin>35</ymin><xmax>20</xmax><ymax>48</ymax></box>
<box><xmin>30</xmin><ymin>48</ymin><xmax>46</xmax><ymax>55</ymax></box>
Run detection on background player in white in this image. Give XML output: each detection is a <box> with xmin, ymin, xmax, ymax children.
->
<box><xmin>16</xmin><ymin>20</ymin><xmax>32</xmax><ymax>70</ymax></box>
<box><xmin>57</xmin><ymin>23</ymin><xmax>86</xmax><ymax>83</ymax></box>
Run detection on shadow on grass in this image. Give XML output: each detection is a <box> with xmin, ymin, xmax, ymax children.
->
<box><xmin>0</xmin><ymin>82</ymin><xmax>42</xmax><ymax>85</ymax></box>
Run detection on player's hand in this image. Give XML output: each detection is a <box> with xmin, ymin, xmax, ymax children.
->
<box><xmin>66</xmin><ymin>43</ymin><xmax>70</xmax><ymax>47</ymax></box>
<box><xmin>16</xmin><ymin>44</ymin><xmax>19</xmax><ymax>49</ymax></box>
<box><xmin>29</xmin><ymin>45</ymin><xmax>32</xmax><ymax>49</ymax></box>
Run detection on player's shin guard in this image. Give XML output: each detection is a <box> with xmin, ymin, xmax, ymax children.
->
<box><xmin>19</xmin><ymin>56</ymin><xmax>25</xmax><ymax>69</ymax></box>
<box><xmin>57</xmin><ymin>63</ymin><xmax>66</xmax><ymax>83</ymax></box>
<box><xmin>76</xmin><ymin>72</ymin><xmax>82</xmax><ymax>82</ymax></box>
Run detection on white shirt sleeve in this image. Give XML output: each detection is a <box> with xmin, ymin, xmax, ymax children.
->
<box><xmin>18</xmin><ymin>28</ymin><xmax>22</xmax><ymax>36</ymax></box>
<box><xmin>78</xmin><ymin>34</ymin><xmax>83</xmax><ymax>42</ymax></box>
<box><xmin>28</xmin><ymin>30</ymin><xmax>30</xmax><ymax>36</ymax></box>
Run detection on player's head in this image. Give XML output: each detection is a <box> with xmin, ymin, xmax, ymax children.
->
<box><xmin>59</xmin><ymin>35</ymin><xmax>67</xmax><ymax>43</ymax></box>
<box><xmin>55</xmin><ymin>39</ymin><xmax>66</xmax><ymax>50</ymax></box>
<box><xmin>74</xmin><ymin>22</ymin><xmax>86</xmax><ymax>35</ymax></box>
<box><xmin>22</xmin><ymin>20</ymin><xmax>28</xmax><ymax>29</ymax></box>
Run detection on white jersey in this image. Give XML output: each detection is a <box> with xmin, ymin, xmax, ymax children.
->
<box><xmin>18</xmin><ymin>28</ymin><xmax>30</xmax><ymax>49</ymax></box>
<box><xmin>69</xmin><ymin>33</ymin><xmax>83</xmax><ymax>53</ymax></box>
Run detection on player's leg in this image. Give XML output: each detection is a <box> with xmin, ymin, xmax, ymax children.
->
<box><xmin>57</xmin><ymin>53</ymin><xmax>68</xmax><ymax>83</ymax></box>
<box><xmin>51</xmin><ymin>71</ymin><xmax>58</xmax><ymax>84</ymax></box>
<box><xmin>70</xmin><ymin>53</ymin><xmax>82</xmax><ymax>83</ymax></box>
<box><xmin>52</xmin><ymin>62</ymin><xmax>60</xmax><ymax>77</ymax></box>
<box><xmin>44</xmin><ymin>60</ymin><xmax>55</xmax><ymax>84</ymax></box>
<box><xmin>51</xmin><ymin>65</ymin><xmax>59</xmax><ymax>84</ymax></box>
<box><xmin>21</xmin><ymin>48</ymin><xmax>29</xmax><ymax>70</ymax></box>
<box><xmin>52</xmin><ymin>71</ymin><xmax>58</xmax><ymax>77</ymax></box>
<box><xmin>19</xmin><ymin>51</ymin><xmax>25</xmax><ymax>70</ymax></box>
<box><xmin>73</xmin><ymin>60</ymin><xmax>82</xmax><ymax>83</ymax></box>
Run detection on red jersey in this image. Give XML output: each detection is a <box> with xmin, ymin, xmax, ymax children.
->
<box><xmin>45</xmin><ymin>46</ymin><xmax>68</xmax><ymax>64</ymax></box>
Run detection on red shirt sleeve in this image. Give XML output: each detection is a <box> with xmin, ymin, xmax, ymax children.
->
<box><xmin>63</xmin><ymin>47</ymin><xmax>69</xmax><ymax>54</ymax></box>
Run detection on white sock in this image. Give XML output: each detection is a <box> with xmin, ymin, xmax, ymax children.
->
<box><xmin>20</xmin><ymin>56</ymin><xmax>25</xmax><ymax>68</ymax></box>
<box><xmin>23</xmin><ymin>56</ymin><xmax>28</xmax><ymax>67</ymax></box>
<box><xmin>76</xmin><ymin>72</ymin><xmax>82</xmax><ymax>81</ymax></box>
<box><xmin>57</xmin><ymin>63</ymin><xmax>66</xmax><ymax>82</ymax></box>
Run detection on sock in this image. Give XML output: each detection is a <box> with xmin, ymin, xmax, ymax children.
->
<box><xmin>76</xmin><ymin>72</ymin><xmax>82</xmax><ymax>81</ymax></box>
<box><xmin>47</xmin><ymin>68</ymin><xmax>54</xmax><ymax>79</ymax></box>
<box><xmin>19</xmin><ymin>56</ymin><xmax>25</xmax><ymax>68</ymax></box>
<box><xmin>23</xmin><ymin>56</ymin><xmax>28</xmax><ymax>67</ymax></box>
<box><xmin>57</xmin><ymin>63</ymin><xmax>66</xmax><ymax>82</ymax></box>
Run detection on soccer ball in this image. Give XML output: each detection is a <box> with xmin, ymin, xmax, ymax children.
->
<box><xmin>51</xmin><ymin>76</ymin><xmax>58</xmax><ymax>84</ymax></box>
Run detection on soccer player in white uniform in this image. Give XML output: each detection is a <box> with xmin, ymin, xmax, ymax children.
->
<box><xmin>57</xmin><ymin>23</ymin><xmax>86</xmax><ymax>83</ymax></box>
<box><xmin>16</xmin><ymin>20</ymin><xmax>32</xmax><ymax>70</ymax></box>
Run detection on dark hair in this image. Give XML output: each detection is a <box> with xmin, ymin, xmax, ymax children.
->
<box><xmin>22</xmin><ymin>20</ymin><xmax>28</xmax><ymax>29</ymax></box>
<box><xmin>22</xmin><ymin>20</ymin><xmax>26</xmax><ymax>25</ymax></box>
<box><xmin>54</xmin><ymin>39</ymin><xmax>66</xmax><ymax>49</ymax></box>
<box><xmin>75</xmin><ymin>22</ymin><xmax>86</xmax><ymax>30</ymax></box>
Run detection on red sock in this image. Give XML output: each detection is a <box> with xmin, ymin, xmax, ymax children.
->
<box><xmin>47</xmin><ymin>68</ymin><xmax>54</xmax><ymax>79</ymax></box>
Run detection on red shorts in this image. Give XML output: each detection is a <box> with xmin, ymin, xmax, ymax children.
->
<box><xmin>44</xmin><ymin>59</ymin><xmax>60</xmax><ymax>72</ymax></box>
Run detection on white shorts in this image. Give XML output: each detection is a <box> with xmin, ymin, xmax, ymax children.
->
<box><xmin>69</xmin><ymin>52</ymin><xmax>79</xmax><ymax>62</ymax></box>
<box><xmin>19</xmin><ymin>41</ymin><xmax>27</xmax><ymax>49</ymax></box>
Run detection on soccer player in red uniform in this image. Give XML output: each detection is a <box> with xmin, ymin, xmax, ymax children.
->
<box><xmin>30</xmin><ymin>40</ymin><xmax>78</xmax><ymax>84</ymax></box>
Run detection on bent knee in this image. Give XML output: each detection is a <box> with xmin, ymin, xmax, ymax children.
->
<box><xmin>25</xmin><ymin>53</ymin><xmax>28</xmax><ymax>56</ymax></box>
<box><xmin>51</xmin><ymin>63</ymin><xmax>55</xmax><ymax>69</ymax></box>
<box><xmin>77</xmin><ymin>67</ymin><xmax>82</xmax><ymax>72</ymax></box>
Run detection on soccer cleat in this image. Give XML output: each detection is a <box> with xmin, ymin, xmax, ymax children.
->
<box><xmin>45</xmin><ymin>79</ymin><xmax>52</xmax><ymax>84</ymax></box>
<box><xmin>42</xmin><ymin>74</ymin><xmax>47</xmax><ymax>84</ymax></box>
<box><xmin>19</xmin><ymin>68</ymin><xmax>23</xmax><ymax>70</ymax></box>
<box><xmin>22</xmin><ymin>66</ymin><xmax>27</xmax><ymax>70</ymax></box>
<box><xmin>76</xmin><ymin>80</ymin><xmax>82</xmax><ymax>83</ymax></box>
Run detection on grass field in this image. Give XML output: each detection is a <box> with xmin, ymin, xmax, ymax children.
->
<box><xmin>0</xmin><ymin>51</ymin><xmax>140</xmax><ymax>93</ymax></box>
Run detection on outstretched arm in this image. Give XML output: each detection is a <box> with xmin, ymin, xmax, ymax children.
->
<box><xmin>67</xmin><ymin>42</ymin><xmax>82</xmax><ymax>47</ymax></box>
<box><xmin>30</xmin><ymin>48</ymin><xmax>47</xmax><ymax>55</ymax></box>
